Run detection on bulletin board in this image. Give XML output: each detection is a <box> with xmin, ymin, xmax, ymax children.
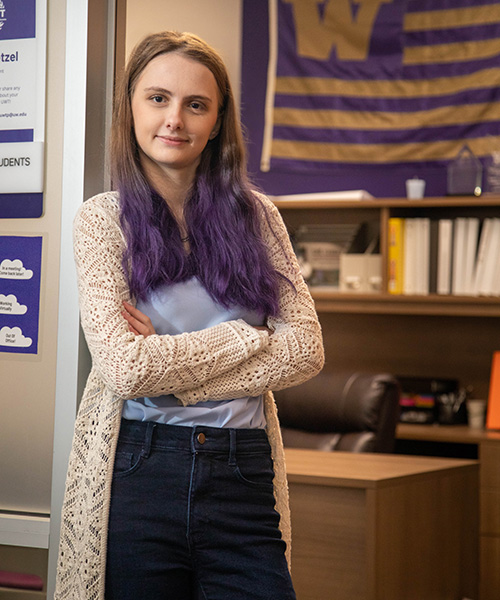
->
<box><xmin>0</xmin><ymin>0</ymin><xmax>46</xmax><ymax>218</ymax></box>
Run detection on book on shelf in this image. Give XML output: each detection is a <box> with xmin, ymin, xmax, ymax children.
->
<box><xmin>387</xmin><ymin>216</ymin><xmax>500</xmax><ymax>297</ymax></box>
<box><xmin>475</xmin><ymin>218</ymin><xmax>500</xmax><ymax>296</ymax></box>
<box><xmin>437</xmin><ymin>219</ymin><xmax>453</xmax><ymax>294</ymax></box>
<box><xmin>428</xmin><ymin>219</ymin><xmax>439</xmax><ymax>294</ymax></box>
<box><xmin>401</xmin><ymin>218</ymin><xmax>430</xmax><ymax>295</ymax></box>
<box><xmin>494</xmin><ymin>240</ymin><xmax>500</xmax><ymax>296</ymax></box>
<box><xmin>388</xmin><ymin>218</ymin><xmax>404</xmax><ymax>294</ymax></box>
<box><xmin>463</xmin><ymin>218</ymin><xmax>479</xmax><ymax>295</ymax></box>
<box><xmin>451</xmin><ymin>217</ymin><xmax>480</xmax><ymax>295</ymax></box>
<box><xmin>403</xmin><ymin>218</ymin><xmax>417</xmax><ymax>295</ymax></box>
<box><xmin>416</xmin><ymin>218</ymin><xmax>430</xmax><ymax>295</ymax></box>
<box><xmin>452</xmin><ymin>218</ymin><xmax>468</xmax><ymax>295</ymax></box>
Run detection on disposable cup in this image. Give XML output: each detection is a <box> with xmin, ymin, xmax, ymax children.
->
<box><xmin>406</xmin><ymin>178</ymin><xmax>426</xmax><ymax>199</ymax></box>
<box><xmin>467</xmin><ymin>399</ymin><xmax>487</xmax><ymax>429</ymax></box>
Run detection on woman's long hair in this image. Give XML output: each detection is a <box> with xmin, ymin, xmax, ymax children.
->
<box><xmin>111</xmin><ymin>31</ymin><xmax>281</xmax><ymax>316</ymax></box>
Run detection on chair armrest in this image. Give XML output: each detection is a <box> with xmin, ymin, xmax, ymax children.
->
<box><xmin>275</xmin><ymin>372</ymin><xmax>401</xmax><ymax>452</ymax></box>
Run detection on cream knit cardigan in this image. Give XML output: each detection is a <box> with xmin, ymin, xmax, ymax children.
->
<box><xmin>55</xmin><ymin>191</ymin><xmax>324</xmax><ymax>600</ymax></box>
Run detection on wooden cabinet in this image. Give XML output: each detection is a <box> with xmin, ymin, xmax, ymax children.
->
<box><xmin>274</xmin><ymin>196</ymin><xmax>500</xmax><ymax>397</ymax></box>
<box><xmin>479</xmin><ymin>440</ymin><xmax>500</xmax><ymax>600</ymax></box>
<box><xmin>396</xmin><ymin>424</ymin><xmax>500</xmax><ymax>600</ymax></box>
<box><xmin>285</xmin><ymin>448</ymin><xmax>478</xmax><ymax>600</ymax></box>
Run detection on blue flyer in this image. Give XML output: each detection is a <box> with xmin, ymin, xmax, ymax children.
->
<box><xmin>0</xmin><ymin>234</ymin><xmax>42</xmax><ymax>354</ymax></box>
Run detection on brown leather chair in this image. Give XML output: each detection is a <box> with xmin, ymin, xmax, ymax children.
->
<box><xmin>275</xmin><ymin>372</ymin><xmax>400</xmax><ymax>453</ymax></box>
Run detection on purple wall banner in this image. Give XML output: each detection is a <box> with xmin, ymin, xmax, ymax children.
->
<box><xmin>241</xmin><ymin>0</ymin><xmax>500</xmax><ymax>197</ymax></box>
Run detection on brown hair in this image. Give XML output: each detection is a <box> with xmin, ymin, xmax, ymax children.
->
<box><xmin>110</xmin><ymin>32</ymin><xmax>282</xmax><ymax>316</ymax></box>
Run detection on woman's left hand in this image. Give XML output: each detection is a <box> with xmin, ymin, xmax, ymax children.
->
<box><xmin>122</xmin><ymin>301</ymin><xmax>156</xmax><ymax>337</ymax></box>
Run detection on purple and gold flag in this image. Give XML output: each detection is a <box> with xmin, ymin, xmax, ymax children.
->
<box><xmin>261</xmin><ymin>0</ymin><xmax>500</xmax><ymax>172</ymax></box>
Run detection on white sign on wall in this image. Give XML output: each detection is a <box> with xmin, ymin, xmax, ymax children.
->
<box><xmin>0</xmin><ymin>141</ymin><xmax>43</xmax><ymax>193</ymax></box>
<box><xmin>0</xmin><ymin>0</ymin><xmax>46</xmax><ymax>217</ymax></box>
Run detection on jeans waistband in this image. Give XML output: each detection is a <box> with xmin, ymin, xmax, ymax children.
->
<box><xmin>118</xmin><ymin>418</ymin><xmax>271</xmax><ymax>457</ymax></box>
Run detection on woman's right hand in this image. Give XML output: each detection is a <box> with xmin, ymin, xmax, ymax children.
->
<box><xmin>122</xmin><ymin>301</ymin><xmax>156</xmax><ymax>337</ymax></box>
<box><xmin>253</xmin><ymin>325</ymin><xmax>274</xmax><ymax>335</ymax></box>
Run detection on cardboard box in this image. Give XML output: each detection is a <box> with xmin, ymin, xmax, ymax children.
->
<box><xmin>340</xmin><ymin>254</ymin><xmax>382</xmax><ymax>293</ymax></box>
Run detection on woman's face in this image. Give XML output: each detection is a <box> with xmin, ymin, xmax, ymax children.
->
<box><xmin>131</xmin><ymin>52</ymin><xmax>220</xmax><ymax>181</ymax></box>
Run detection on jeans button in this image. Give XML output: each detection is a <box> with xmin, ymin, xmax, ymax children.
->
<box><xmin>197</xmin><ymin>432</ymin><xmax>206</xmax><ymax>444</ymax></box>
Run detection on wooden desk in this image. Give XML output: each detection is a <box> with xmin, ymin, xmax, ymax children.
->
<box><xmin>397</xmin><ymin>423</ymin><xmax>500</xmax><ymax>446</ymax></box>
<box><xmin>285</xmin><ymin>448</ymin><xmax>478</xmax><ymax>600</ymax></box>
<box><xmin>397</xmin><ymin>424</ymin><xmax>500</xmax><ymax>600</ymax></box>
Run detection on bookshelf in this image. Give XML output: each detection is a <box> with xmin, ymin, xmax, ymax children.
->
<box><xmin>274</xmin><ymin>195</ymin><xmax>500</xmax><ymax>314</ymax></box>
<box><xmin>274</xmin><ymin>195</ymin><xmax>500</xmax><ymax>398</ymax></box>
<box><xmin>309</xmin><ymin>290</ymin><xmax>500</xmax><ymax>317</ymax></box>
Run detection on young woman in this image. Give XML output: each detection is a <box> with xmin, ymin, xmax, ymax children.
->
<box><xmin>55</xmin><ymin>31</ymin><xmax>324</xmax><ymax>600</ymax></box>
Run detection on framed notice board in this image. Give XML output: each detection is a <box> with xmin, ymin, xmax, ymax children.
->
<box><xmin>0</xmin><ymin>0</ymin><xmax>46</xmax><ymax>218</ymax></box>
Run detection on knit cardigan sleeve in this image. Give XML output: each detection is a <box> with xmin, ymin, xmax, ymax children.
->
<box><xmin>175</xmin><ymin>193</ymin><xmax>324</xmax><ymax>405</ymax></box>
<box><xmin>73</xmin><ymin>192</ymin><xmax>270</xmax><ymax>401</ymax></box>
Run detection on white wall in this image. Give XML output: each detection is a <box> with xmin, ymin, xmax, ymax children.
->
<box><xmin>124</xmin><ymin>0</ymin><xmax>242</xmax><ymax>105</ymax></box>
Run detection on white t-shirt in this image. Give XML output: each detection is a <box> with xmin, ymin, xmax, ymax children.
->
<box><xmin>122</xmin><ymin>277</ymin><xmax>266</xmax><ymax>428</ymax></box>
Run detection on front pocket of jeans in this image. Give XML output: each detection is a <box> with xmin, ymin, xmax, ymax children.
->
<box><xmin>113</xmin><ymin>449</ymin><xmax>144</xmax><ymax>478</ymax></box>
<box><xmin>233</xmin><ymin>453</ymin><xmax>275</xmax><ymax>489</ymax></box>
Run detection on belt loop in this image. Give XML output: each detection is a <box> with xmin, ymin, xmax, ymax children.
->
<box><xmin>228</xmin><ymin>429</ymin><xmax>237</xmax><ymax>467</ymax></box>
<box><xmin>141</xmin><ymin>422</ymin><xmax>156</xmax><ymax>459</ymax></box>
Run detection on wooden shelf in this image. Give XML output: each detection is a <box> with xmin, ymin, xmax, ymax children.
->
<box><xmin>273</xmin><ymin>195</ymin><xmax>500</xmax><ymax>210</ymax></box>
<box><xmin>310</xmin><ymin>289</ymin><xmax>500</xmax><ymax>316</ymax></box>
<box><xmin>397</xmin><ymin>423</ymin><xmax>500</xmax><ymax>445</ymax></box>
<box><xmin>275</xmin><ymin>195</ymin><xmax>500</xmax><ymax>315</ymax></box>
<box><xmin>0</xmin><ymin>588</ymin><xmax>45</xmax><ymax>600</ymax></box>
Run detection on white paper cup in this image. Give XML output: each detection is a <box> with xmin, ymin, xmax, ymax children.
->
<box><xmin>406</xmin><ymin>178</ymin><xmax>426</xmax><ymax>199</ymax></box>
<box><xmin>467</xmin><ymin>399</ymin><xmax>487</xmax><ymax>429</ymax></box>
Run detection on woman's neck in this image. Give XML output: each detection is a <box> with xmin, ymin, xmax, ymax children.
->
<box><xmin>140</xmin><ymin>155</ymin><xmax>196</xmax><ymax>230</ymax></box>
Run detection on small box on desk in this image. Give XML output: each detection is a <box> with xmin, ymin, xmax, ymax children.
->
<box><xmin>339</xmin><ymin>254</ymin><xmax>382</xmax><ymax>293</ymax></box>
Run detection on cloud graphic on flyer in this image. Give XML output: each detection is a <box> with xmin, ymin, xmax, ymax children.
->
<box><xmin>0</xmin><ymin>326</ymin><xmax>32</xmax><ymax>347</ymax></box>
<box><xmin>0</xmin><ymin>294</ymin><xmax>27</xmax><ymax>314</ymax></box>
<box><xmin>0</xmin><ymin>258</ymin><xmax>33</xmax><ymax>279</ymax></box>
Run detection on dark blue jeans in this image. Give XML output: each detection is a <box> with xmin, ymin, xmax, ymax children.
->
<box><xmin>105</xmin><ymin>419</ymin><xmax>296</xmax><ymax>600</ymax></box>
